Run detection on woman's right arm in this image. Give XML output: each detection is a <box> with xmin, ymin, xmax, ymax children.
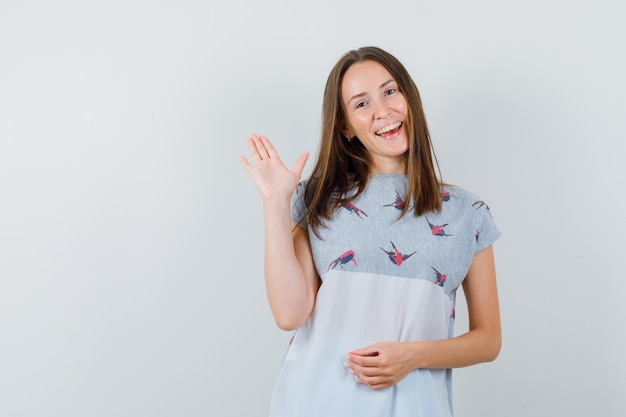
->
<box><xmin>240</xmin><ymin>134</ymin><xmax>319</xmax><ymax>330</ymax></box>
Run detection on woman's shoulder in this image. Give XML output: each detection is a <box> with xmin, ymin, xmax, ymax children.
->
<box><xmin>443</xmin><ymin>185</ymin><xmax>479</xmax><ymax>200</ymax></box>
<box><xmin>441</xmin><ymin>185</ymin><xmax>495</xmax><ymax>211</ymax></box>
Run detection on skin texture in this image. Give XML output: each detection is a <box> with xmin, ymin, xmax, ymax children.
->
<box><xmin>240</xmin><ymin>60</ymin><xmax>501</xmax><ymax>391</ymax></box>
<box><xmin>341</xmin><ymin>60</ymin><xmax>409</xmax><ymax>174</ymax></box>
<box><xmin>240</xmin><ymin>135</ymin><xmax>318</xmax><ymax>330</ymax></box>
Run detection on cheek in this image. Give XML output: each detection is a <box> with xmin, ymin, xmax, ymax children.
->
<box><xmin>354</xmin><ymin>112</ymin><xmax>372</xmax><ymax>126</ymax></box>
<box><xmin>346</xmin><ymin>116</ymin><xmax>364</xmax><ymax>133</ymax></box>
<box><xmin>397</xmin><ymin>97</ymin><xmax>409</xmax><ymax>113</ymax></box>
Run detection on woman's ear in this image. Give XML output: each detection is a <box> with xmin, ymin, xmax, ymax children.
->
<box><xmin>341</xmin><ymin>125</ymin><xmax>353</xmax><ymax>140</ymax></box>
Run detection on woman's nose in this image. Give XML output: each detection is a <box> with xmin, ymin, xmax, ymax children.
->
<box><xmin>372</xmin><ymin>100</ymin><xmax>390</xmax><ymax>119</ymax></box>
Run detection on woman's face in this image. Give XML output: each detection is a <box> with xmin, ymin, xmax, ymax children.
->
<box><xmin>341</xmin><ymin>60</ymin><xmax>409</xmax><ymax>174</ymax></box>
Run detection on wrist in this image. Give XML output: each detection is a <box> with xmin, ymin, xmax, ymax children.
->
<box><xmin>407</xmin><ymin>341</ymin><xmax>430</xmax><ymax>369</ymax></box>
<box><xmin>262</xmin><ymin>196</ymin><xmax>293</xmax><ymax>226</ymax></box>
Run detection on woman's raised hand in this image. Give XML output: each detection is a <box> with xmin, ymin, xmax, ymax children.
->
<box><xmin>240</xmin><ymin>134</ymin><xmax>309</xmax><ymax>201</ymax></box>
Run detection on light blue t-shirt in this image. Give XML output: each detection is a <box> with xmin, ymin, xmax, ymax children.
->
<box><xmin>269</xmin><ymin>175</ymin><xmax>501</xmax><ymax>417</ymax></box>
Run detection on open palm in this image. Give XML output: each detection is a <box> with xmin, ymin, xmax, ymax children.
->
<box><xmin>240</xmin><ymin>134</ymin><xmax>309</xmax><ymax>201</ymax></box>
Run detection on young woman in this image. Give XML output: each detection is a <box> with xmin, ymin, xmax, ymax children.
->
<box><xmin>240</xmin><ymin>46</ymin><xmax>501</xmax><ymax>417</ymax></box>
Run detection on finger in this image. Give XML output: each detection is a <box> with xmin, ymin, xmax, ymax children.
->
<box><xmin>354</xmin><ymin>372</ymin><xmax>390</xmax><ymax>389</ymax></box>
<box><xmin>246</xmin><ymin>137</ymin><xmax>263</xmax><ymax>161</ymax></box>
<box><xmin>345</xmin><ymin>360</ymin><xmax>379</xmax><ymax>384</ymax></box>
<box><xmin>366</xmin><ymin>380</ymin><xmax>392</xmax><ymax>390</ymax></box>
<box><xmin>356</xmin><ymin>372</ymin><xmax>384</xmax><ymax>383</ymax></box>
<box><xmin>347</xmin><ymin>367</ymin><xmax>366</xmax><ymax>385</ymax></box>
<box><xmin>352</xmin><ymin>357</ymin><xmax>379</xmax><ymax>369</ymax></box>
<box><xmin>259</xmin><ymin>135</ymin><xmax>279</xmax><ymax>159</ymax></box>
<box><xmin>252</xmin><ymin>134</ymin><xmax>271</xmax><ymax>160</ymax></box>
<box><xmin>349</xmin><ymin>345</ymin><xmax>380</xmax><ymax>357</ymax></box>
<box><xmin>246</xmin><ymin>134</ymin><xmax>267</xmax><ymax>160</ymax></box>
<box><xmin>347</xmin><ymin>352</ymin><xmax>379</xmax><ymax>367</ymax></box>
<box><xmin>291</xmin><ymin>152</ymin><xmax>309</xmax><ymax>177</ymax></box>
<box><xmin>351</xmin><ymin>361</ymin><xmax>383</xmax><ymax>377</ymax></box>
<box><xmin>239</xmin><ymin>156</ymin><xmax>253</xmax><ymax>172</ymax></box>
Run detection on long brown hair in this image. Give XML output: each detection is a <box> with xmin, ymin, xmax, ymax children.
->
<box><xmin>303</xmin><ymin>46</ymin><xmax>443</xmax><ymax>235</ymax></box>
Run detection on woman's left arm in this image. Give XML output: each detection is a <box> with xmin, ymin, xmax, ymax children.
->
<box><xmin>345</xmin><ymin>245</ymin><xmax>501</xmax><ymax>390</ymax></box>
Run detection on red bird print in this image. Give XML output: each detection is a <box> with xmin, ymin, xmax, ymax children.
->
<box><xmin>426</xmin><ymin>217</ymin><xmax>453</xmax><ymax>236</ymax></box>
<box><xmin>328</xmin><ymin>250</ymin><xmax>358</xmax><ymax>271</ymax></box>
<box><xmin>380</xmin><ymin>241</ymin><xmax>416</xmax><ymax>266</ymax></box>
<box><xmin>383</xmin><ymin>190</ymin><xmax>405</xmax><ymax>210</ymax></box>
<box><xmin>440</xmin><ymin>191</ymin><xmax>450</xmax><ymax>202</ymax></box>
<box><xmin>432</xmin><ymin>267</ymin><xmax>447</xmax><ymax>287</ymax></box>
<box><xmin>472</xmin><ymin>200</ymin><xmax>488</xmax><ymax>210</ymax></box>
<box><xmin>343</xmin><ymin>202</ymin><xmax>368</xmax><ymax>219</ymax></box>
<box><xmin>472</xmin><ymin>200</ymin><xmax>493</xmax><ymax>219</ymax></box>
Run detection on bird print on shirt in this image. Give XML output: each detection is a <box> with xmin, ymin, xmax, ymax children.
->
<box><xmin>472</xmin><ymin>200</ymin><xmax>488</xmax><ymax>210</ymax></box>
<box><xmin>472</xmin><ymin>200</ymin><xmax>493</xmax><ymax>219</ymax></box>
<box><xmin>426</xmin><ymin>217</ymin><xmax>453</xmax><ymax>236</ymax></box>
<box><xmin>432</xmin><ymin>267</ymin><xmax>447</xmax><ymax>287</ymax></box>
<box><xmin>328</xmin><ymin>250</ymin><xmax>358</xmax><ymax>271</ymax></box>
<box><xmin>383</xmin><ymin>190</ymin><xmax>406</xmax><ymax>210</ymax></box>
<box><xmin>343</xmin><ymin>202</ymin><xmax>368</xmax><ymax>219</ymax></box>
<box><xmin>380</xmin><ymin>241</ymin><xmax>416</xmax><ymax>266</ymax></box>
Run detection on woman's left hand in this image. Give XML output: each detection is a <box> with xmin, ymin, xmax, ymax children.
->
<box><xmin>344</xmin><ymin>342</ymin><xmax>418</xmax><ymax>390</ymax></box>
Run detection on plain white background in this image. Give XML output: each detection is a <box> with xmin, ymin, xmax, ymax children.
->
<box><xmin>1</xmin><ymin>0</ymin><xmax>624</xmax><ymax>416</ymax></box>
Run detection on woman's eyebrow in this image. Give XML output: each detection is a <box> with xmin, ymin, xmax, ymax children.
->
<box><xmin>347</xmin><ymin>79</ymin><xmax>395</xmax><ymax>105</ymax></box>
<box><xmin>379</xmin><ymin>79</ymin><xmax>395</xmax><ymax>89</ymax></box>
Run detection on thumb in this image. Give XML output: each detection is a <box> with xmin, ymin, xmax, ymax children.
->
<box><xmin>291</xmin><ymin>152</ymin><xmax>309</xmax><ymax>177</ymax></box>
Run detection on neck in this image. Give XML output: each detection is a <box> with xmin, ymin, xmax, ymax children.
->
<box><xmin>368</xmin><ymin>158</ymin><xmax>407</xmax><ymax>175</ymax></box>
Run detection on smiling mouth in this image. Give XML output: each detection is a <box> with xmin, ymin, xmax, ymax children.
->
<box><xmin>375</xmin><ymin>122</ymin><xmax>402</xmax><ymax>136</ymax></box>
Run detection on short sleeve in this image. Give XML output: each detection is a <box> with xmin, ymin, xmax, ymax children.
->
<box><xmin>471</xmin><ymin>198</ymin><xmax>501</xmax><ymax>254</ymax></box>
<box><xmin>290</xmin><ymin>180</ymin><xmax>308</xmax><ymax>228</ymax></box>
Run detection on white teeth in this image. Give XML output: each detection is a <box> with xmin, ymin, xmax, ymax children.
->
<box><xmin>376</xmin><ymin>122</ymin><xmax>402</xmax><ymax>135</ymax></box>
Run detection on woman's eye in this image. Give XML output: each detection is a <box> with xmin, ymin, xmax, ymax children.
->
<box><xmin>385</xmin><ymin>88</ymin><xmax>396</xmax><ymax>96</ymax></box>
<box><xmin>355</xmin><ymin>101</ymin><xmax>367</xmax><ymax>109</ymax></box>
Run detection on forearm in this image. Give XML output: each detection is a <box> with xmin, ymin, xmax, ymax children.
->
<box><xmin>263</xmin><ymin>198</ymin><xmax>316</xmax><ymax>330</ymax></box>
<box><xmin>408</xmin><ymin>326</ymin><xmax>501</xmax><ymax>369</ymax></box>
<box><xmin>345</xmin><ymin>324</ymin><xmax>501</xmax><ymax>390</ymax></box>
<box><xmin>412</xmin><ymin>245</ymin><xmax>501</xmax><ymax>369</ymax></box>
<box><xmin>240</xmin><ymin>134</ymin><xmax>314</xmax><ymax>329</ymax></box>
